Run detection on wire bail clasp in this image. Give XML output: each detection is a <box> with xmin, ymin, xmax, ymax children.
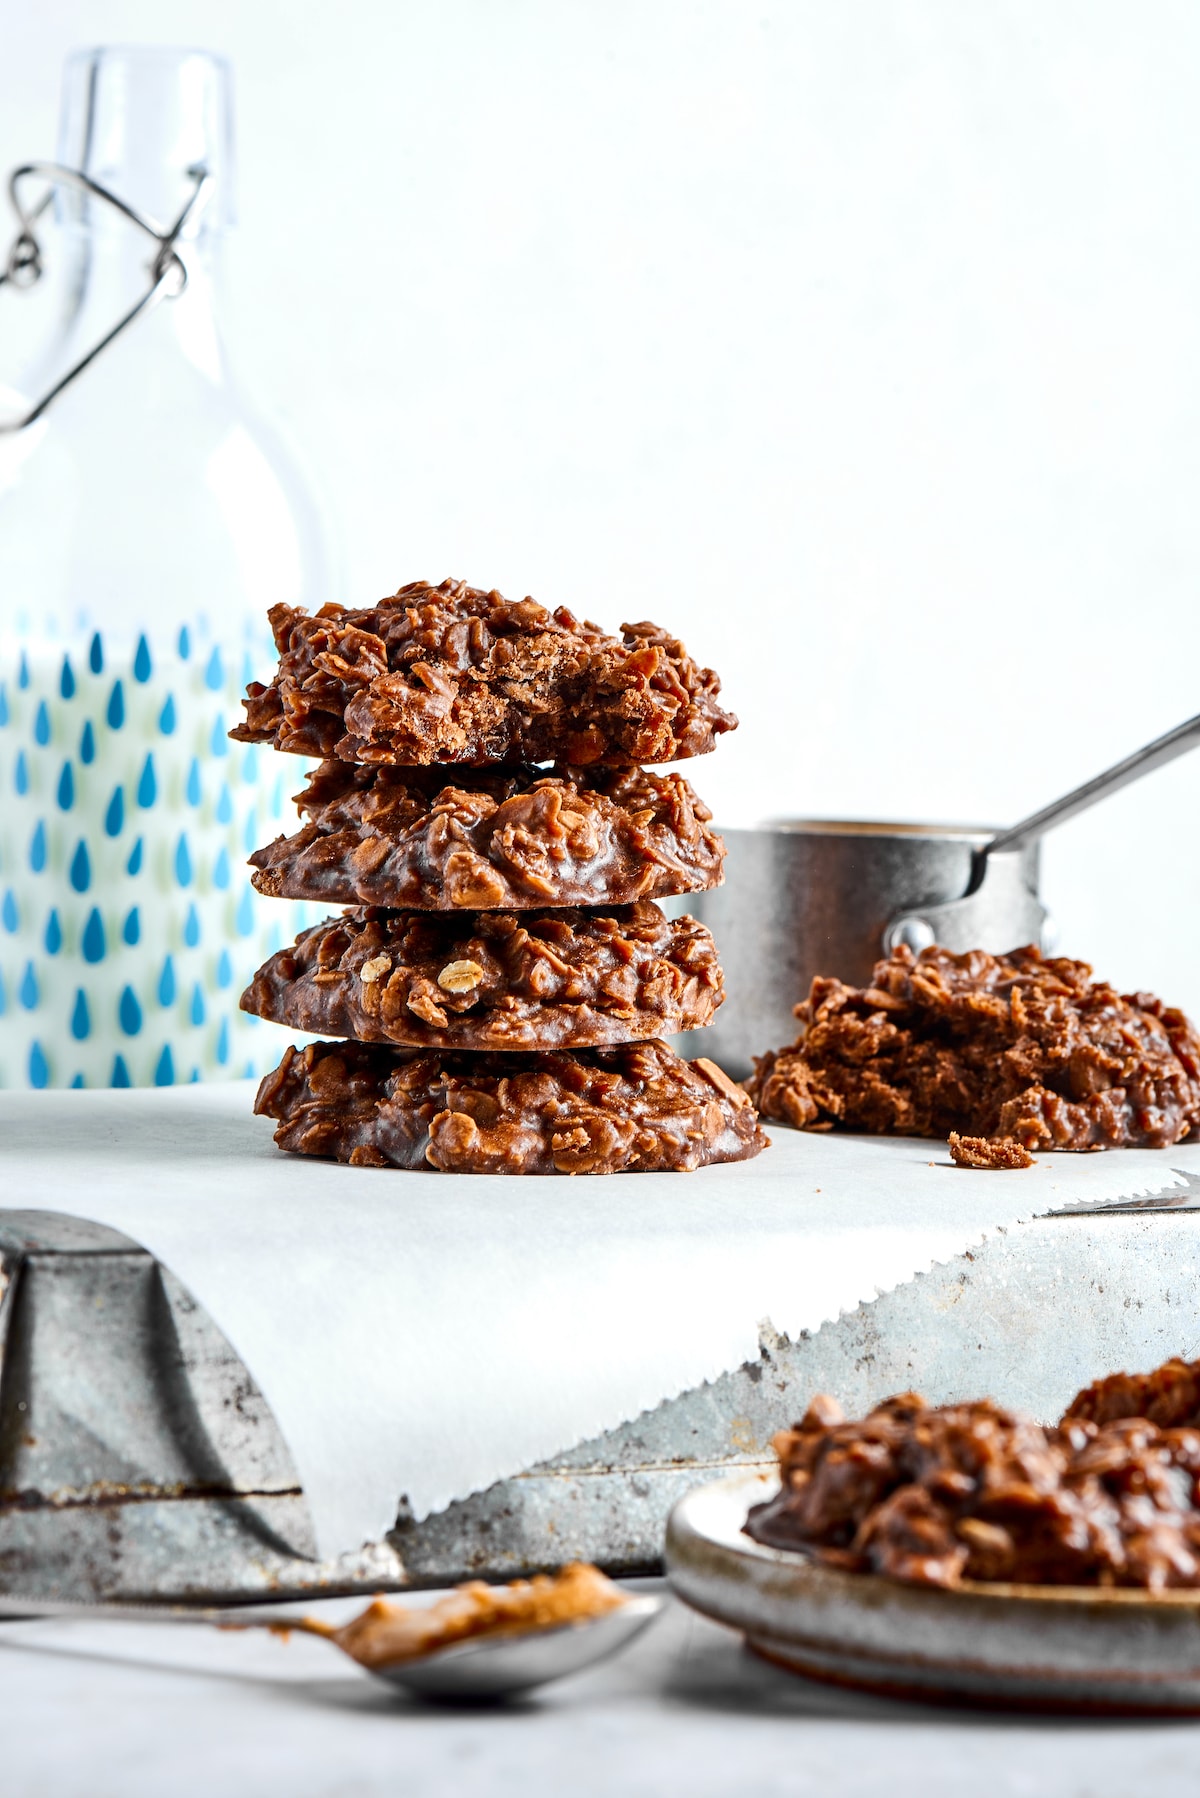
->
<box><xmin>0</xmin><ymin>161</ymin><xmax>212</xmax><ymax>433</ymax></box>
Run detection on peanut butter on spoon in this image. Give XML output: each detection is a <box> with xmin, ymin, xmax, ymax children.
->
<box><xmin>290</xmin><ymin>1562</ymin><xmax>630</xmax><ymax>1670</ymax></box>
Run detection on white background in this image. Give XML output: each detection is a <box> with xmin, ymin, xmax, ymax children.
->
<box><xmin>2</xmin><ymin>2</ymin><xmax>1198</xmax><ymax>1016</ymax></box>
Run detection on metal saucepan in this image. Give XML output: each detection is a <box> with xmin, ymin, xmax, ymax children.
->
<box><xmin>678</xmin><ymin>708</ymin><xmax>1200</xmax><ymax>1079</ymax></box>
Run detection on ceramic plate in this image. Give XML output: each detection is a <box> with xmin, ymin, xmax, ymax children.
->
<box><xmin>665</xmin><ymin>1471</ymin><xmax>1200</xmax><ymax>1714</ymax></box>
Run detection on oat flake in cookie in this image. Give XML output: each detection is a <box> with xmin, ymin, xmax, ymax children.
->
<box><xmin>248</xmin><ymin>760</ymin><xmax>725</xmax><ymax>911</ymax></box>
<box><xmin>254</xmin><ymin>1038</ymin><xmax>769</xmax><ymax>1174</ymax></box>
<box><xmin>232</xmin><ymin>579</ymin><xmax>737</xmax><ymax>766</ymax></box>
<box><xmin>746</xmin><ymin>942</ymin><xmax>1200</xmax><ymax>1152</ymax></box>
<box><xmin>242</xmin><ymin>900</ymin><xmax>723</xmax><ymax>1051</ymax></box>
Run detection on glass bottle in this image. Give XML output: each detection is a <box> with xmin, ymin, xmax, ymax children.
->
<box><xmin>0</xmin><ymin>46</ymin><xmax>333</xmax><ymax>1089</ymax></box>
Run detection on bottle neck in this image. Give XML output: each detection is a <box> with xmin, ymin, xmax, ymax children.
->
<box><xmin>45</xmin><ymin>47</ymin><xmax>235</xmax><ymax>387</ymax></box>
<box><xmin>51</xmin><ymin>211</ymin><xmax>228</xmax><ymax>386</ymax></box>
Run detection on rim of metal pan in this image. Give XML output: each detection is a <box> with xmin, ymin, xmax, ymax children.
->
<box><xmin>756</xmin><ymin>818</ymin><xmax>1001</xmax><ymax>841</ymax></box>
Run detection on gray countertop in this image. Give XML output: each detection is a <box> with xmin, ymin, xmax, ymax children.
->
<box><xmin>4</xmin><ymin>1585</ymin><xmax>1200</xmax><ymax>1798</ymax></box>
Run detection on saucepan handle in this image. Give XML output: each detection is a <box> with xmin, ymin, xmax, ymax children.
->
<box><xmin>882</xmin><ymin>708</ymin><xmax>1200</xmax><ymax>961</ymax></box>
<box><xmin>983</xmin><ymin>710</ymin><xmax>1200</xmax><ymax>861</ymax></box>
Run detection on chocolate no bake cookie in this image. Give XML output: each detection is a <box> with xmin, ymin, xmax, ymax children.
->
<box><xmin>233</xmin><ymin>580</ymin><xmax>737</xmax><ymax>766</ymax></box>
<box><xmin>746</xmin><ymin>943</ymin><xmax>1200</xmax><ymax>1152</ymax></box>
<box><xmin>255</xmin><ymin>1037</ymin><xmax>769</xmax><ymax>1174</ymax></box>
<box><xmin>242</xmin><ymin>899</ymin><xmax>723</xmax><ymax>1051</ymax></box>
<box><xmin>237</xmin><ymin>571</ymin><xmax>749</xmax><ymax>1176</ymax></box>
<box><xmin>1064</xmin><ymin>1356</ymin><xmax>1200</xmax><ymax>1430</ymax></box>
<box><xmin>248</xmin><ymin>760</ymin><xmax>725</xmax><ymax>910</ymax></box>
<box><xmin>746</xmin><ymin>1358</ymin><xmax>1200</xmax><ymax>1590</ymax></box>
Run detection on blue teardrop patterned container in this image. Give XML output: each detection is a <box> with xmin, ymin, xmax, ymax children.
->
<box><xmin>0</xmin><ymin>49</ymin><xmax>336</xmax><ymax>1089</ymax></box>
<box><xmin>0</xmin><ymin>623</ymin><xmax>316</xmax><ymax>1088</ymax></box>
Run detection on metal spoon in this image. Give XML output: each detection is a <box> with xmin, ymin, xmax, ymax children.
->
<box><xmin>349</xmin><ymin>1596</ymin><xmax>662</xmax><ymax>1698</ymax></box>
<box><xmin>0</xmin><ymin>1591</ymin><xmax>662</xmax><ymax>1700</ymax></box>
<box><xmin>885</xmin><ymin>708</ymin><xmax>1200</xmax><ymax>954</ymax></box>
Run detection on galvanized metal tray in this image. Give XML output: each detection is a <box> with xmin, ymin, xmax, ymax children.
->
<box><xmin>666</xmin><ymin>1470</ymin><xmax>1200</xmax><ymax>1714</ymax></box>
<box><xmin>0</xmin><ymin>1209</ymin><xmax>402</xmax><ymax>1604</ymax></box>
<box><xmin>6</xmin><ymin>1185</ymin><xmax>1200</xmax><ymax>1604</ymax></box>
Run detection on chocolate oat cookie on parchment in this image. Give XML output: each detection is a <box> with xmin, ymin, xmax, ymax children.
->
<box><xmin>255</xmin><ymin>1038</ymin><xmax>766</xmax><ymax>1175</ymax></box>
<box><xmin>237</xmin><ymin>576</ymin><xmax>764</xmax><ymax>1173</ymax></box>
<box><xmin>747</xmin><ymin>942</ymin><xmax>1200</xmax><ymax>1155</ymax></box>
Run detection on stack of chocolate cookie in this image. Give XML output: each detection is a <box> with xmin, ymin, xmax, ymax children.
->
<box><xmin>233</xmin><ymin>579</ymin><xmax>768</xmax><ymax>1174</ymax></box>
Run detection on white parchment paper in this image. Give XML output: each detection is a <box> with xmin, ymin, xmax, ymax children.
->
<box><xmin>4</xmin><ymin>1082</ymin><xmax>1199</xmax><ymax>1560</ymax></box>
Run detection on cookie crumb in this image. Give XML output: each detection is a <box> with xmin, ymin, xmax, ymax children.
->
<box><xmin>949</xmin><ymin>1132</ymin><xmax>1034</xmax><ymax>1170</ymax></box>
